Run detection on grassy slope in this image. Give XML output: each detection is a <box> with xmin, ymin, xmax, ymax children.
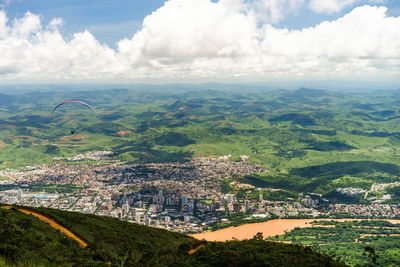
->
<box><xmin>2</xmin><ymin>87</ymin><xmax>400</xmax><ymax>193</ymax></box>
<box><xmin>0</xmin><ymin>205</ymin><xmax>344</xmax><ymax>267</ymax></box>
<box><xmin>268</xmin><ymin>220</ymin><xmax>400</xmax><ymax>266</ymax></box>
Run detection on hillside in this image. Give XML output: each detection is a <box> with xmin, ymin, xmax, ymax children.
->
<box><xmin>0</xmin><ymin>204</ymin><xmax>344</xmax><ymax>266</ymax></box>
<box><xmin>2</xmin><ymin>87</ymin><xmax>400</xmax><ymax>197</ymax></box>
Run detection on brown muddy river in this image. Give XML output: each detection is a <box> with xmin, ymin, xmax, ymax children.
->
<box><xmin>190</xmin><ymin>219</ymin><xmax>400</xmax><ymax>241</ymax></box>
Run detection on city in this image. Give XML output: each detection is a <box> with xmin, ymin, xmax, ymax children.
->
<box><xmin>1</xmin><ymin>151</ymin><xmax>400</xmax><ymax>234</ymax></box>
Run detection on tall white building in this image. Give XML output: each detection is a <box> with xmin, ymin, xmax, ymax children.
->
<box><xmin>135</xmin><ymin>213</ymin><xmax>141</xmax><ymax>224</ymax></box>
<box><xmin>145</xmin><ymin>217</ymin><xmax>151</xmax><ymax>227</ymax></box>
<box><xmin>184</xmin><ymin>215</ymin><xmax>191</xmax><ymax>223</ymax></box>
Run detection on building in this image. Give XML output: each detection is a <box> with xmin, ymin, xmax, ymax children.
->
<box><xmin>184</xmin><ymin>215</ymin><xmax>191</xmax><ymax>223</ymax></box>
<box><xmin>245</xmin><ymin>200</ymin><xmax>250</xmax><ymax>210</ymax></box>
<box><xmin>181</xmin><ymin>195</ymin><xmax>188</xmax><ymax>206</ymax></box>
<box><xmin>135</xmin><ymin>213</ymin><xmax>141</xmax><ymax>224</ymax></box>
<box><xmin>233</xmin><ymin>203</ymin><xmax>239</xmax><ymax>212</ymax></box>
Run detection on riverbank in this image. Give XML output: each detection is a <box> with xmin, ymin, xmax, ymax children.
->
<box><xmin>190</xmin><ymin>218</ymin><xmax>400</xmax><ymax>241</ymax></box>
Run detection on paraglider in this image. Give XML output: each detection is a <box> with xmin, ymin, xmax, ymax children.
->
<box><xmin>52</xmin><ymin>99</ymin><xmax>93</xmax><ymax>113</ymax></box>
<box><xmin>52</xmin><ymin>99</ymin><xmax>93</xmax><ymax>135</ymax></box>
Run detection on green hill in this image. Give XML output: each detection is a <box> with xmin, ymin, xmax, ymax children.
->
<box><xmin>0</xmin><ymin>205</ymin><xmax>344</xmax><ymax>267</ymax></box>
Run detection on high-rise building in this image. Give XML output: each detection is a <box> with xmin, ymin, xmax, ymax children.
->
<box><xmin>233</xmin><ymin>203</ymin><xmax>239</xmax><ymax>212</ymax></box>
<box><xmin>131</xmin><ymin>208</ymin><xmax>136</xmax><ymax>217</ymax></box>
<box><xmin>226</xmin><ymin>194</ymin><xmax>232</xmax><ymax>203</ymax></box>
<box><xmin>184</xmin><ymin>215</ymin><xmax>191</xmax><ymax>223</ymax></box>
<box><xmin>122</xmin><ymin>203</ymin><xmax>130</xmax><ymax>212</ymax></box>
<box><xmin>220</xmin><ymin>196</ymin><xmax>225</xmax><ymax>206</ymax></box>
<box><xmin>165</xmin><ymin>216</ymin><xmax>171</xmax><ymax>223</ymax></box>
<box><xmin>181</xmin><ymin>195</ymin><xmax>188</xmax><ymax>206</ymax></box>
<box><xmin>153</xmin><ymin>195</ymin><xmax>158</xmax><ymax>204</ymax></box>
<box><xmin>259</xmin><ymin>194</ymin><xmax>263</xmax><ymax>202</ymax></box>
<box><xmin>135</xmin><ymin>214</ymin><xmax>141</xmax><ymax>224</ymax></box>
<box><xmin>245</xmin><ymin>200</ymin><xmax>250</xmax><ymax>210</ymax></box>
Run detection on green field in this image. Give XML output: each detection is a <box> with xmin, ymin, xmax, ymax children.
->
<box><xmin>2</xmin><ymin>87</ymin><xmax>400</xmax><ymax>196</ymax></box>
<box><xmin>268</xmin><ymin>220</ymin><xmax>400</xmax><ymax>266</ymax></box>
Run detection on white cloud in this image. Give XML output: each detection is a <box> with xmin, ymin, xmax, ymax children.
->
<box><xmin>308</xmin><ymin>0</ymin><xmax>357</xmax><ymax>14</ymax></box>
<box><xmin>248</xmin><ymin>0</ymin><xmax>305</xmax><ymax>23</ymax></box>
<box><xmin>0</xmin><ymin>2</ymin><xmax>399</xmax><ymax>82</ymax></box>
<box><xmin>308</xmin><ymin>0</ymin><xmax>388</xmax><ymax>14</ymax></box>
<box><xmin>118</xmin><ymin>3</ymin><xmax>400</xmax><ymax>81</ymax></box>
<box><xmin>0</xmin><ymin>11</ymin><xmax>129</xmax><ymax>81</ymax></box>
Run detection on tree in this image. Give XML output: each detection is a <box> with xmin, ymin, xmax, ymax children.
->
<box><xmin>363</xmin><ymin>245</ymin><xmax>378</xmax><ymax>266</ymax></box>
<box><xmin>253</xmin><ymin>232</ymin><xmax>264</xmax><ymax>240</ymax></box>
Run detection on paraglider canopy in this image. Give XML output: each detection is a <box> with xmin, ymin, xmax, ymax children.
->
<box><xmin>52</xmin><ymin>99</ymin><xmax>93</xmax><ymax>113</ymax></box>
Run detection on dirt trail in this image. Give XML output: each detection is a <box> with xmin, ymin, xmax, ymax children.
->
<box><xmin>1</xmin><ymin>206</ymin><xmax>88</xmax><ymax>248</ymax></box>
<box><xmin>188</xmin><ymin>244</ymin><xmax>205</xmax><ymax>255</ymax></box>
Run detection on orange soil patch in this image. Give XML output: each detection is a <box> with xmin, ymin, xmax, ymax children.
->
<box><xmin>188</xmin><ymin>244</ymin><xmax>205</xmax><ymax>255</ymax></box>
<box><xmin>116</xmin><ymin>130</ymin><xmax>132</xmax><ymax>136</ymax></box>
<box><xmin>1</xmin><ymin>206</ymin><xmax>87</xmax><ymax>248</ymax></box>
<box><xmin>60</xmin><ymin>135</ymin><xmax>87</xmax><ymax>141</ymax></box>
<box><xmin>71</xmin><ymin>135</ymin><xmax>87</xmax><ymax>140</ymax></box>
<box><xmin>0</xmin><ymin>141</ymin><xmax>4</xmax><ymax>148</ymax></box>
<box><xmin>190</xmin><ymin>219</ymin><xmax>400</xmax><ymax>242</ymax></box>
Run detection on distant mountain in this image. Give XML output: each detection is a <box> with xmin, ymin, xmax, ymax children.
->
<box><xmin>0</xmin><ymin>205</ymin><xmax>344</xmax><ymax>266</ymax></box>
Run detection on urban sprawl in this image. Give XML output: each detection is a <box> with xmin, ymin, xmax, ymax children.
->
<box><xmin>1</xmin><ymin>151</ymin><xmax>400</xmax><ymax>233</ymax></box>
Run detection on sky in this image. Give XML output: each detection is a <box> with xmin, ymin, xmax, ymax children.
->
<box><xmin>0</xmin><ymin>0</ymin><xmax>399</xmax><ymax>84</ymax></box>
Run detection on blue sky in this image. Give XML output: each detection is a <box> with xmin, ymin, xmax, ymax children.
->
<box><xmin>3</xmin><ymin>0</ymin><xmax>399</xmax><ymax>47</ymax></box>
<box><xmin>0</xmin><ymin>0</ymin><xmax>399</xmax><ymax>83</ymax></box>
<box><xmin>2</xmin><ymin>0</ymin><xmax>166</xmax><ymax>47</ymax></box>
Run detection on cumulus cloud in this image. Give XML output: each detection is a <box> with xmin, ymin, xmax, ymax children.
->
<box><xmin>0</xmin><ymin>1</ymin><xmax>399</xmax><ymax>82</ymax></box>
<box><xmin>0</xmin><ymin>10</ymin><xmax>129</xmax><ymax>81</ymax></box>
<box><xmin>308</xmin><ymin>0</ymin><xmax>356</xmax><ymax>14</ymax></box>
<box><xmin>308</xmin><ymin>0</ymin><xmax>388</xmax><ymax>14</ymax></box>
<box><xmin>118</xmin><ymin>2</ymin><xmax>400</xmax><ymax>80</ymax></box>
<box><xmin>247</xmin><ymin>0</ymin><xmax>305</xmax><ymax>24</ymax></box>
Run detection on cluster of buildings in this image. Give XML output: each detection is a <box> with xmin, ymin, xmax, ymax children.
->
<box><xmin>0</xmin><ymin>154</ymin><xmax>268</xmax><ymax>233</ymax></box>
<box><xmin>325</xmin><ymin>203</ymin><xmax>400</xmax><ymax>218</ymax></box>
<box><xmin>1</xmin><ymin>153</ymin><xmax>400</xmax><ymax>233</ymax></box>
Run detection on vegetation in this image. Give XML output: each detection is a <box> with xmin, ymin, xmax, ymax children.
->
<box><xmin>0</xmin><ymin>205</ymin><xmax>343</xmax><ymax>266</ymax></box>
<box><xmin>2</xmin><ymin>87</ymin><xmax>400</xmax><ymax>197</ymax></box>
<box><xmin>268</xmin><ymin>220</ymin><xmax>400</xmax><ymax>266</ymax></box>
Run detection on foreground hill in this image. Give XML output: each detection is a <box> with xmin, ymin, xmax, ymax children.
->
<box><xmin>0</xmin><ymin>205</ymin><xmax>344</xmax><ymax>266</ymax></box>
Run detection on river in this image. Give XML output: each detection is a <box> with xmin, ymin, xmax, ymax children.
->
<box><xmin>190</xmin><ymin>219</ymin><xmax>400</xmax><ymax>242</ymax></box>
